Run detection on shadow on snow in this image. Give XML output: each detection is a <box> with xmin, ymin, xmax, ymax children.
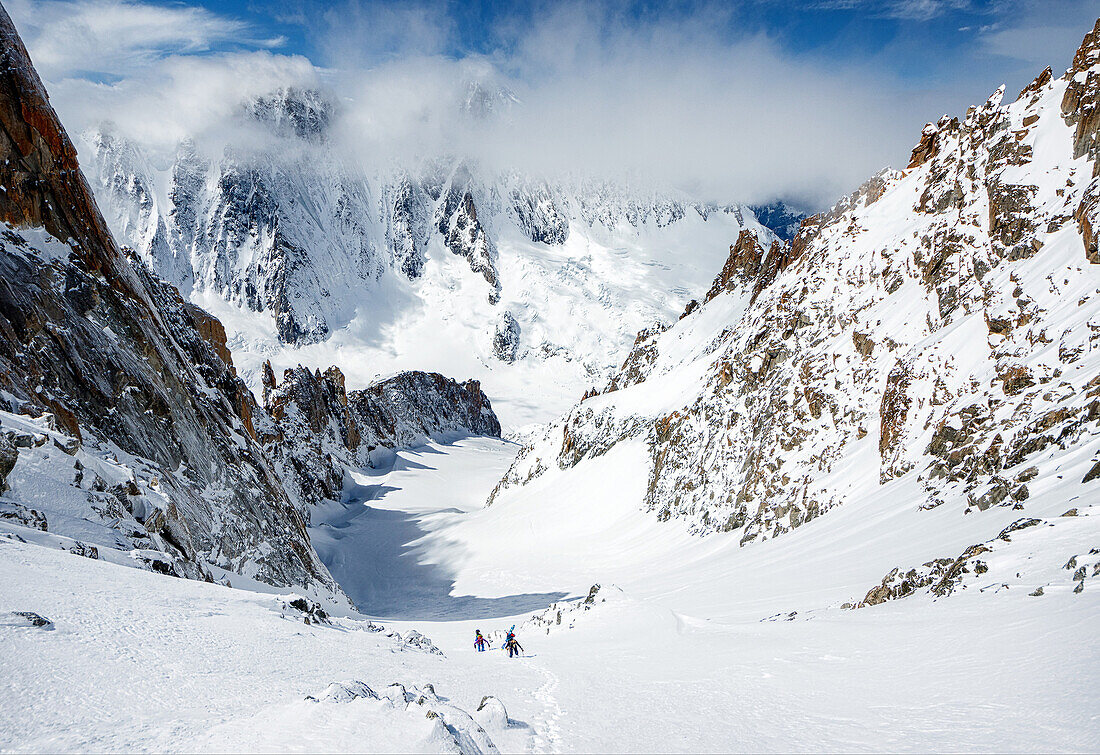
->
<box><xmin>309</xmin><ymin>438</ymin><xmax>565</xmax><ymax>621</ymax></box>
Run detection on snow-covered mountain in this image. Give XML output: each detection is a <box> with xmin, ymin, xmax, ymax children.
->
<box><xmin>2</xmin><ymin>7</ymin><xmax>1099</xmax><ymax>751</ymax></box>
<box><xmin>488</xmin><ymin>20</ymin><xmax>1100</xmax><ymax>599</ymax></box>
<box><xmin>0</xmin><ymin>7</ymin><xmax>501</xmax><ymax>601</ymax></box>
<box><xmin>80</xmin><ymin>91</ymin><xmax>794</xmax><ymax>430</ymax></box>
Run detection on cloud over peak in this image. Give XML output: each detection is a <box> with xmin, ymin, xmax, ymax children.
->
<box><xmin>7</xmin><ymin>0</ymin><xmax>1098</xmax><ymax>210</ymax></box>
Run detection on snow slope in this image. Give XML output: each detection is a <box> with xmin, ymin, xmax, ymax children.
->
<box><xmin>306</xmin><ymin>435</ymin><xmax>563</xmax><ymax>620</ymax></box>
<box><xmin>0</xmin><ymin>533</ymin><xmax>541</xmax><ymax>754</ymax></box>
<box><xmin>3</xmin><ymin>436</ymin><xmax>1096</xmax><ymax>752</ymax></box>
<box><xmin>491</xmin><ymin>24</ymin><xmax>1100</xmax><ymax>570</ymax></box>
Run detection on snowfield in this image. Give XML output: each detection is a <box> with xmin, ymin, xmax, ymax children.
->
<box><xmin>3</xmin><ymin>437</ymin><xmax>1097</xmax><ymax>753</ymax></box>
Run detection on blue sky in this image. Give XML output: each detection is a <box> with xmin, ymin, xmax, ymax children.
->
<box><xmin>7</xmin><ymin>0</ymin><xmax>1099</xmax><ymax>208</ymax></box>
<box><xmin>174</xmin><ymin>0</ymin><xmax>1098</xmax><ymax>92</ymax></box>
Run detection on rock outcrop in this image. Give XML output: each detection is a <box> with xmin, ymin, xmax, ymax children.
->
<box><xmin>705</xmin><ymin>229</ymin><xmax>767</xmax><ymax>302</ymax></box>
<box><xmin>493</xmin><ymin>312</ymin><xmax>521</xmax><ymax>363</ymax></box>
<box><xmin>261</xmin><ymin>364</ymin><xmax>501</xmax><ymax>511</ymax></box>
<box><xmin>434</xmin><ymin>167</ymin><xmax>502</xmax><ymax>303</ymax></box>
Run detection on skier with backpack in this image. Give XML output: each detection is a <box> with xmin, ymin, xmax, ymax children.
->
<box><xmin>474</xmin><ymin>629</ymin><xmax>490</xmax><ymax>652</ymax></box>
<box><xmin>503</xmin><ymin>625</ymin><xmax>523</xmax><ymax>658</ymax></box>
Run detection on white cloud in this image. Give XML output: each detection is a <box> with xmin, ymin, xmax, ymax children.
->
<box><xmin>315</xmin><ymin>0</ymin><xmax>456</xmax><ymax>68</ymax></box>
<box><xmin>976</xmin><ymin>1</ymin><xmax>1100</xmax><ymax>68</ymax></box>
<box><xmin>811</xmin><ymin>0</ymin><xmax>973</xmax><ymax>21</ymax></box>
<box><xmin>322</xmin><ymin>2</ymin><xmax>925</xmax><ymax>207</ymax></box>
<box><xmin>49</xmin><ymin>51</ymin><xmax>320</xmax><ymax>152</ymax></box>
<box><xmin>5</xmin><ymin>0</ymin><xmax>279</xmax><ymax>80</ymax></box>
<box><xmin>9</xmin><ymin>0</ymin><xmax>1099</xmax><ymax>211</ymax></box>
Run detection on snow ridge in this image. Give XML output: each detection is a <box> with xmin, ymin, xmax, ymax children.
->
<box><xmin>491</xmin><ymin>22</ymin><xmax>1100</xmax><ymax>570</ymax></box>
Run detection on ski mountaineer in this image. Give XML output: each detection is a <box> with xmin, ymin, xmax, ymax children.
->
<box><xmin>474</xmin><ymin>629</ymin><xmax>490</xmax><ymax>652</ymax></box>
<box><xmin>503</xmin><ymin>625</ymin><xmax>523</xmax><ymax>658</ymax></box>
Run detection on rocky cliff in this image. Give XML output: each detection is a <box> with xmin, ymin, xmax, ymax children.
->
<box><xmin>489</xmin><ymin>20</ymin><xmax>1100</xmax><ymax>575</ymax></box>
<box><xmin>261</xmin><ymin>364</ymin><xmax>501</xmax><ymax>511</ymax></box>
<box><xmin>0</xmin><ymin>7</ymin><xmax>504</xmax><ymax>598</ymax></box>
<box><xmin>0</xmin><ymin>4</ymin><xmax>340</xmax><ymax>591</ymax></box>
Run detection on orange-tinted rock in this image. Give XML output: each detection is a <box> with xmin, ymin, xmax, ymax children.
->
<box><xmin>184</xmin><ymin>303</ymin><xmax>234</xmax><ymax>370</ymax></box>
<box><xmin>0</xmin><ymin>6</ymin><xmax>125</xmax><ymax>283</ymax></box>
<box><xmin>1075</xmin><ymin>179</ymin><xmax>1100</xmax><ymax>263</ymax></box>
<box><xmin>1061</xmin><ymin>19</ymin><xmax>1100</xmax><ymax>167</ymax></box>
<box><xmin>705</xmin><ymin>229</ymin><xmax>765</xmax><ymax>302</ymax></box>
<box><xmin>907</xmin><ymin>124</ymin><xmax>939</xmax><ymax>169</ymax></box>
<box><xmin>1018</xmin><ymin>67</ymin><xmax>1052</xmax><ymax>100</ymax></box>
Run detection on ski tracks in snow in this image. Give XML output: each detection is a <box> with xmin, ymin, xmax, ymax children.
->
<box><xmin>525</xmin><ymin>660</ymin><xmax>565</xmax><ymax>753</ymax></box>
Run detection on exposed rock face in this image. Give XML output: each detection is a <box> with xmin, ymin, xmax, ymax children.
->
<box><xmin>1062</xmin><ymin>19</ymin><xmax>1100</xmax><ymax>165</ymax></box>
<box><xmin>0</xmin><ymin>14</ymin><xmax>122</xmax><ymax>281</ymax></box>
<box><xmin>0</xmin><ymin>6</ymin><xmax>337</xmax><ymax>593</ymax></box>
<box><xmin>386</xmin><ymin>174</ymin><xmax>431</xmax><ymax>279</ymax></box>
<box><xmin>0</xmin><ymin>434</ymin><xmax>16</xmax><ymax>493</ymax></box>
<box><xmin>262</xmin><ymin>364</ymin><xmax>358</xmax><ymax>510</ymax></box>
<box><xmin>493</xmin><ymin>312</ymin><xmax>521</xmax><ymax>363</ymax></box>
<box><xmin>1063</xmin><ymin>20</ymin><xmax>1100</xmax><ymax>264</ymax></box>
<box><xmin>435</xmin><ymin>165</ymin><xmax>501</xmax><ymax>303</ymax></box>
<box><xmin>705</xmin><ymin>229</ymin><xmax>766</xmax><ymax>302</ymax></box>
<box><xmin>353</xmin><ymin>372</ymin><xmax>501</xmax><ymax>445</ymax></box>
<box><xmin>510</xmin><ymin>177</ymin><xmax>569</xmax><ymax>244</ymax></box>
<box><xmin>262</xmin><ymin>364</ymin><xmax>501</xmax><ymax>511</ymax></box>
<box><xmin>244</xmin><ymin>87</ymin><xmax>332</xmax><ymax>142</ymax></box>
<box><xmin>1075</xmin><ymin>179</ymin><xmax>1099</xmax><ymax>263</ymax></box>
<box><xmin>907</xmin><ymin>123</ymin><xmax>940</xmax><ymax>169</ymax></box>
<box><xmin>604</xmin><ymin>324</ymin><xmax>666</xmax><ymax>394</ymax></box>
<box><xmin>490</xmin><ymin>22</ymin><xmax>1100</xmax><ymax>553</ymax></box>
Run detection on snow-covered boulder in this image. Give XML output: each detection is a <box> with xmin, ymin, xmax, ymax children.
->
<box><xmin>474</xmin><ymin>696</ymin><xmax>509</xmax><ymax>732</ymax></box>
<box><xmin>307</xmin><ymin>680</ymin><xmax>378</xmax><ymax>703</ymax></box>
<box><xmin>0</xmin><ymin>501</ymin><xmax>47</xmax><ymax>532</ymax></box>
<box><xmin>2</xmin><ymin>611</ymin><xmax>54</xmax><ymax>630</ymax></box>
